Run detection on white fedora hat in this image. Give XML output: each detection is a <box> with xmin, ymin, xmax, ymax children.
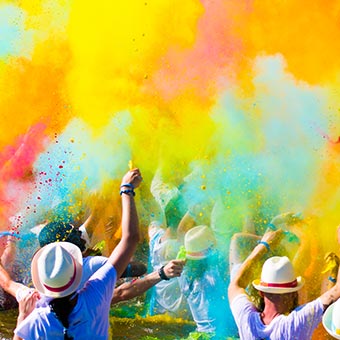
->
<box><xmin>31</xmin><ymin>242</ymin><xmax>83</xmax><ymax>298</ymax></box>
<box><xmin>184</xmin><ymin>225</ymin><xmax>216</xmax><ymax>260</ymax></box>
<box><xmin>252</xmin><ymin>256</ymin><xmax>304</xmax><ymax>294</ymax></box>
<box><xmin>323</xmin><ymin>299</ymin><xmax>340</xmax><ymax>339</ymax></box>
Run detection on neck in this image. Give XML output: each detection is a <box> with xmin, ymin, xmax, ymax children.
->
<box><xmin>261</xmin><ymin>298</ymin><xmax>286</xmax><ymax>325</ymax></box>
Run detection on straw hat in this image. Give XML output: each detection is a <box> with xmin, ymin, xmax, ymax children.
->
<box><xmin>252</xmin><ymin>256</ymin><xmax>304</xmax><ymax>294</ymax></box>
<box><xmin>184</xmin><ymin>225</ymin><xmax>216</xmax><ymax>260</ymax></box>
<box><xmin>31</xmin><ymin>242</ymin><xmax>83</xmax><ymax>298</ymax></box>
<box><xmin>323</xmin><ymin>299</ymin><xmax>340</xmax><ymax>339</ymax></box>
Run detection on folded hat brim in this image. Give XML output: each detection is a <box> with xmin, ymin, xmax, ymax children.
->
<box><xmin>323</xmin><ymin>302</ymin><xmax>340</xmax><ymax>339</ymax></box>
<box><xmin>252</xmin><ymin>276</ymin><xmax>304</xmax><ymax>294</ymax></box>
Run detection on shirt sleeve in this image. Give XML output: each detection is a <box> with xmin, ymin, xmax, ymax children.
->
<box><xmin>14</xmin><ymin>308</ymin><xmax>47</xmax><ymax>340</ymax></box>
<box><xmin>80</xmin><ymin>256</ymin><xmax>108</xmax><ymax>287</ymax></box>
<box><xmin>286</xmin><ymin>298</ymin><xmax>324</xmax><ymax>338</ymax></box>
<box><xmin>230</xmin><ymin>293</ymin><xmax>257</xmax><ymax>329</ymax></box>
<box><xmin>81</xmin><ymin>262</ymin><xmax>117</xmax><ymax>308</ymax></box>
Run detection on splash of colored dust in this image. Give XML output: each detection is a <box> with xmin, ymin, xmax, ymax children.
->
<box><xmin>0</xmin><ymin>0</ymin><xmax>340</xmax><ymax>339</ymax></box>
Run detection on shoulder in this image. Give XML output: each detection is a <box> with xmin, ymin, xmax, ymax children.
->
<box><xmin>81</xmin><ymin>256</ymin><xmax>108</xmax><ymax>283</ymax></box>
<box><xmin>83</xmin><ymin>255</ymin><xmax>108</xmax><ymax>267</ymax></box>
<box><xmin>87</xmin><ymin>262</ymin><xmax>117</xmax><ymax>284</ymax></box>
<box><xmin>230</xmin><ymin>294</ymin><xmax>257</xmax><ymax>316</ymax></box>
<box><xmin>291</xmin><ymin>298</ymin><xmax>324</xmax><ymax>316</ymax></box>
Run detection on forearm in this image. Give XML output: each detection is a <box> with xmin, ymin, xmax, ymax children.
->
<box><xmin>177</xmin><ymin>212</ymin><xmax>195</xmax><ymax>241</ymax></box>
<box><xmin>320</xmin><ymin>284</ymin><xmax>340</xmax><ymax>309</ymax></box>
<box><xmin>233</xmin><ymin>243</ymin><xmax>268</xmax><ymax>288</ymax></box>
<box><xmin>320</xmin><ymin>256</ymin><xmax>340</xmax><ymax>309</ymax></box>
<box><xmin>121</xmin><ymin>193</ymin><xmax>139</xmax><ymax>241</ymax></box>
<box><xmin>108</xmin><ymin>193</ymin><xmax>140</xmax><ymax>277</ymax></box>
<box><xmin>229</xmin><ymin>233</ymin><xmax>260</xmax><ymax>270</ymax></box>
<box><xmin>0</xmin><ymin>262</ymin><xmax>23</xmax><ymax>298</ymax></box>
<box><xmin>112</xmin><ymin>271</ymin><xmax>161</xmax><ymax>303</ymax></box>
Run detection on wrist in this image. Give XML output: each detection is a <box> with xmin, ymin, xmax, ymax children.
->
<box><xmin>257</xmin><ymin>240</ymin><xmax>270</xmax><ymax>252</ymax></box>
<box><xmin>16</xmin><ymin>314</ymin><xmax>27</xmax><ymax>325</ymax></box>
<box><xmin>158</xmin><ymin>265</ymin><xmax>170</xmax><ymax>280</ymax></box>
<box><xmin>120</xmin><ymin>189</ymin><xmax>135</xmax><ymax>197</ymax></box>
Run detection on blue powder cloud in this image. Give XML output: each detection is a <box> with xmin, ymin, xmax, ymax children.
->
<box><xmin>0</xmin><ymin>4</ymin><xmax>34</xmax><ymax>59</ymax></box>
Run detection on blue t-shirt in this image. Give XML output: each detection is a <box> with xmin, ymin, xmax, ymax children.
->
<box><xmin>15</xmin><ymin>262</ymin><xmax>117</xmax><ymax>340</ymax></box>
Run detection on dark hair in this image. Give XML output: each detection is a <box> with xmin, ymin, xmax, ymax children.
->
<box><xmin>39</xmin><ymin>222</ymin><xmax>86</xmax><ymax>252</ymax></box>
<box><xmin>39</xmin><ymin>222</ymin><xmax>73</xmax><ymax>247</ymax></box>
<box><xmin>49</xmin><ymin>294</ymin><xmax>78</xmax><ymax>340</ymax></box>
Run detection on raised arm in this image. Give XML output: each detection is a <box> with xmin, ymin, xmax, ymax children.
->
<box><xmin>111</xmin><ymin>259</ymin><xmax>185</xmax><ymax>303</ymax></box>
<box><xmin>228</xmin><ymin>229</ymin><xmax>283</xmax><ymax>303</ymax></box>
<box><xmin>177</xmin><ymin>211</ymin><xmax>196</xmax><ymax>242</ymax></box>
<box><xmin>108</xmin><ymin>168</ymin><xmax>142</xmax><ymax>278</ymax></box>
<box><xmin>320</xmin><ymin>263</ymin><xmax>340</xmax><ymax>310</ymax></box>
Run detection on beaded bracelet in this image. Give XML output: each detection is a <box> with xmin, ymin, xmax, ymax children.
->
<box><xmin>158</xmin><ymin>265</ymin><xmax>170</xmax><ymax>280</ymax></box>
<box><xmin>120</xmin><ymin>189</ymin><xmax>135</xmax><ymax>196</ymax></box>
<box><xmin>257</xmin><ymin>240</ymin><xmax>270</xmax><ymax>252</ymax></box>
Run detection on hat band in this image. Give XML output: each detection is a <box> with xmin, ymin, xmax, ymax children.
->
<box><xmin>260</xmin><ymin>279</ymin><xmax>297</xmax><ymax>288</ymax></box>
<box><xmin>186</xmin><ymin>246</ymin><xmax>213</xmax><ymax>258</ymax></box>
<box><xmin>43</xmin><ymin>260</ymin><xmax>77</xmax><ymax>293</ymax></box>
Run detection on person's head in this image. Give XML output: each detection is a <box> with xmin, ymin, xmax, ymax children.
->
<box><xmin>38</xmin><ymin>221</ymin><xmax>86</xmax><ymax>252</ymax></box>
<box><xmin>184</xmin><ymin>225</ymin><xmax>216</xmax><ymax>261</ymax></box>
<box><xmin>252</xmin><ymin>256</ymin><xmax>304</xmax><ymax>313</ymax></box>
<box><xmin>31</xmin><ymin>242</ymin><xmax>83</xmax><ymax>298</ymax></box>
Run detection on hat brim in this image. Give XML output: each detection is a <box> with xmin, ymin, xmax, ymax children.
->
<box><xmin>323</xmin><ymin>303</ymin><xmax>340</xmax><ymax>339</ymax></box>
<box><xmin>252</xmin><ymin>276</ymin><xmax>304</xmax><ymax>294</ymax></box>
<box><xmin>31</xmin><ymin>242</ymin><xmax>83</xmax><ymax>298</ymax></box>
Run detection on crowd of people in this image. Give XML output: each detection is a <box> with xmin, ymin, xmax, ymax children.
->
<box><xmin>0</xmin><ymin>168</ymin><xmax>340</xmax><ymax>339</ymax></box>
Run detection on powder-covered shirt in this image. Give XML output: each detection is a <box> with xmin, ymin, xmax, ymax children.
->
<box><xmin>148</xmin><ymin>225</ymin><xmax>190</xmax><ymax>319</ymax></box>
<box><xmin>14</xmin><ymin>262</ymin><xmax>116</xmax><ymax>340</ymax></box>
<box><xmin>230</xmin><ymin>294</ymin><xmax>324</xmax><ymax>340</ymax></box>
<box><xmin>179</xmin><ymin>259</ymin><xmax>238</xmax><ymax>338</ymax></box>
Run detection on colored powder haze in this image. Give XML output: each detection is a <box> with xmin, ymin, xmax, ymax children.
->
<box><xmin>0</xmin><ymin>0</ymin><xmax>340</xmax><ymax>337</ymax></box>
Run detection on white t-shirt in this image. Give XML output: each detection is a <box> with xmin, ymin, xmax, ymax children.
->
<box><xmin>148</xmin><ymin>225</ymin><xmax>190</xmax><ymax>318</ymax></box>
<box><xmin>230</xmin><ymin>294</ymin><xmax>324</xmax><ymax>340</ymax></box>
<box><xmin>14</xmin><ymin>262</ymin><xmax>116</xmax><ymax>340</ymax></box>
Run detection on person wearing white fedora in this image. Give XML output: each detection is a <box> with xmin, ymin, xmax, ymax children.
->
<box><xmin>228</xmin><ymin>228</ymin><xmax>340</xmax><ymax>340</ymax></box>
<box><xmin>178</xmin><ymin>225</ymin><xmax>238</xmax><ymax>339</ymax></box>
<box><xmin>13</xmin><ymin>168</ymin><xmax>143</xmax><ymax>340</ymax></box>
